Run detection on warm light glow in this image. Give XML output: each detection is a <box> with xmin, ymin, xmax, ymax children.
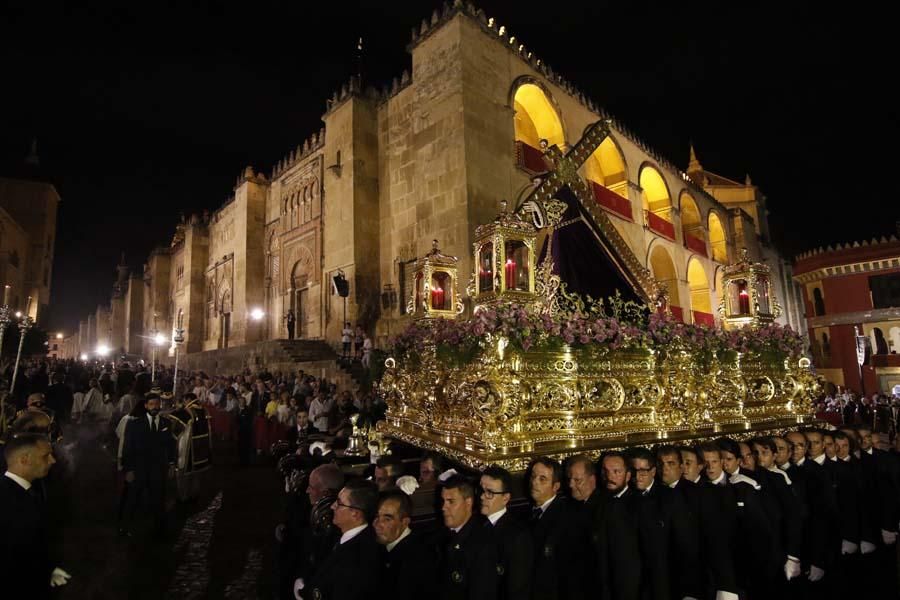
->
<box><xmin>96</xmin><ymin>344</ymin><xmax>110</xmax><ymax>356</ymax></box>
<box><xmin>639</xmin><ymin>165</ymin><xmax>671</xmax><ymax>216</ymax></box>
<box><xmin>56</xmin><ymin>332</ymin><xmax>64</xmax><ymax>339</ymax></box>
<box><xmin>513</xmin><ymin>83</ymin><xmax>565</xmax><ymax>149</ymax></box>
<box><xmin>250</xmin><ymin>307</ymin><xmax>265</xmax><ymax>321</ymax></box>
<box><xmin>14</xmin><ymin>311</ymin><xmax>22</xmax><ymax>318</ymax></box>
<box><xmin>687</xmin><ymin>258</ymin><xmax>712</xmax><ymax>315</ymax></box>
<box><xmin>708</xmin><ymin>212</ymin><xmax>728</xmax><ymax>263</ymax></box>
<box><xmin>80</xmin><ymin>354</ymin><xmax>88</xmax><ymax>361</ymax></box>
<box><xmin>680</xmin><ymin>192</ymin><xmax>702</xmax><ymax>230</ymax></box>
<box><xmin>154</xmin><ymin>333</ymin><xmax>167</xmax><ymax>346</ymax></box>
<box><xmin>583</xmin><ymin>137</ymin><xmax>627</xmax><ymax>189</ymax></box>
<box><xmin>649</xmin><ymin>245</ymin><xmax>680</xmax><ymax>307</ymax></box>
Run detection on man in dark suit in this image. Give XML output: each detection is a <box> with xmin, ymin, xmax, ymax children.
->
<box><xmin>306</xmin><ymin>479</ymin><xmax>379</xmax><ymax>600</ymax></box>
<box><xmin>628</xmin><ymin>447</ymin><xmax>669</xmax><ymax>600</ymax></box>
<box><xmin>528</xmin><ymin>456</ymin><xmax>586</xmax><ymax>600</ymax></box>
<box><xmin>480</xmin><ymin>465</ymin><xmax>532</xmax><ymax>600</ymax></box>
<box><xmin>595</xmin><ymin>451</ymin><xmax>641</xmax><ymax>600</ymax></box>
<box><xmin>374</xmin><ymin>489</ymin><xmax>436</xmax><ymax>600</ymax></box>
<box><xmin>0</xmin><ymin>432</ymin><xmax>69</xmax><ymax>599</ymax></box>
<box><xmin>120</xmin><ymin>391</ymin><xmax>176</xmax><ymax>536</ymax></box>
<box><xmin>438</xmin><ymin>474</ymin><xmax>497</xmax><ymax>600</ymax></box>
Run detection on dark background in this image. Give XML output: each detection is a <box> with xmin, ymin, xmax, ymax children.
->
<box><xmin>1</xmin><ymin>1</ymin><xmax>895</xmax><ymax>332</ymax></box>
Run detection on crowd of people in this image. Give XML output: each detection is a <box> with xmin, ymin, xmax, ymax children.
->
<box><xmin>272</xmin><ymin>423</ymin><xmax>900</xmax><ymax>600</ymax></box>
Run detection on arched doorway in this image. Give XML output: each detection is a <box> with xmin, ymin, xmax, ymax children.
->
<box><xmin>680</xmin><ymin>192</ymin><xmax>707</xmax><ymax>257</ymax></box>
<box><xmin>290</xmin><ymin>252</ymin><xmax>312</xmax><ymax>339</ymax></box>
<box><xmin>687</xmin><ymin>258</ymin><xmax>714</xmax><ymax>326</ymax></box>
<box><xmin>218</xmin><ymin>286</ymin><xmax>232</xmax><ymax>349</ymax></box>
<box><xmin>649</xmin><ymin>245</ymin><xmax>682</xmax><ymax>321</ymax></box>
<box><xmin>583</xmin><ymin>137</ymin><xmax>631</xmax><ymax>219</ymax></box>
<box><xmin>640</xmin><ymin>165</ymin><xmax>674</xmax><ymax>240</ymax></box>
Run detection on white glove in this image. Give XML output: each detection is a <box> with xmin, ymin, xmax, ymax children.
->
<box><xmin>396</xmin><ymin>475</ymin><xmax>419</xmax><ymax>495</ymax></box>
<box><xmin>862</xmin><ymin>540</ymin><xmax>878</xmax><ymax>553</ymax></box>
<box><xmin>784</xmin><ymin>557</ymin><xmax>801</xmax><ymax>580</ymax></box>
<box><xmin>50</xmin><ymin>567</ymin><xmax>71</xmax><ymax>587</ymax></box>
<box><xmin>808</xmin><ymin>565</ymin><xmax>825</xmax><ymax>582</ymax></box>
<box><xmin>293</xmin><ymin>577</ymin><xmax>305</xmax><ymax>600</ymax></box>
<box><xmin>437</xmin><ymin>468</ymin><xmax>458</xmax><ymax>482</ymax></box>
<box><xmin>882</xmin><ymin>530</ymin><xmax>898</xmax><ymax>545</ymax></box>
<box><xmin>714</xmin><ymin>591</ymin><xmax>739</xmax><ymax>600</ymax></box>
<box><xmin>841</xmin><ymin>540</ymin><xmax>859</xmax><ymax>555</ymax></box>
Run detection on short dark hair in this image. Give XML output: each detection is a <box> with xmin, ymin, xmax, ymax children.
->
<box><xmin>529</xmin><ymin>456</ymin><xmax>563</xmax><ymax>484</ymax></box>
<box><xmin>566</xmin><ymin>454</ymin><xmax>596</xmax><ymax>477</ymax></box>
<box><xmin>379</xmin><ymin>489</ymin><xmax>413</xmax><ymax>520</ymax></box>
<box><xmin>676</xmin><ymin>445</ymin><xmax>702</xmax><ymax>464</ymax></box>
<box><xmin>376</xmin><ymin>456</ymin><xmax>404</xmax><ymax>478</ymax></box>
<box><xmin>600</xmin><ymin>450</ymin><xmax>627</xmax><ymax>465</ymax></box>
<box><xmin>656</xmin><ymin>445</ymin><xmax>682</xmax><ymax>464</ymax></box>
<box><xmin>421</xmin><ymin>451</ymin><xmax>443</xmax><ymax>472</ymax></box>
<box><xmin>343</xmin><ymin>479</ymin><xmax>379</xmax><ymax>522</ymax></box>
<box><xmin>749</xmin><ymin>436</ymin><xmax>777</xmax><ymax>454</ymax></box>
<box><xmin>627</xmin><ymin>447</ymin><xmax>654</xmax><ymax>466</ymax></box>
<box><xmin>3</xmin><ymin>432</ymin><xmax>50</xmax><ymax>462</ymax></box>
<box><xmin>714</xmin><ymin>438</ymin><xmax>741</xmax><ymax>459</ymax></box>
<box><xmin>482</xmin><ymin>465</ymin><xmax>513</xmax><ymax>494</ymax></box>
<box><xmin>442</xmin><ymin>474</ymin><xmax>476</xmax><ymax>499</ymax></box>
<box><xmin>697</xmin><ymin>442</ymin><xmax>721</xmax><ymax>457</ymax></box>
<box><xmin>313</xmin><ymin>463</ymin><xmax>345</xmax><ymax>494</ymax></box>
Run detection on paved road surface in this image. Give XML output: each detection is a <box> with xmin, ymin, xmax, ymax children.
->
<box><xmin>48</xmin><ymin>424</ymin><xmax>283</xmax><ymax>600</ymax></box>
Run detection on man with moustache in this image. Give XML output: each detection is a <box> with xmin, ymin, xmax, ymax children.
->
<box><xmin>373</xmin><ymin>489</ymin><xmax>435</xmax><ymax>600</ymax></box>
<box><xmin>438</xmin><ymin>474</ymin><xmax>497</xmax><ymax>600</ymax></box>
<box><xmin>594</xmin><ymin>451</ymin><xmax>641</xmax><ymax>600</ymax></box>
<box><xmin>528</xmin><ymin>456</ymin><xmax>585</xmax><ymax>600</ymax></box>
<box><xmin>480</xmin><ymin>466</ymin><xmax>532</xmax><ymax>600</ymax></box>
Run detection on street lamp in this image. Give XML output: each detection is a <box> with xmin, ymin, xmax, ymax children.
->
<box><xmin>80</xmin><ymin>353</ymin><xmax>88</xmax><ymax>361</ymax></box>
<box><xmin>56</xmin><ymin>332</ymin><xmax>64</xmax><ymax>340</ymax></box>
<box><xmin>97</xmin><ymin>344</ymin><xmax>110</xmax><ymax>358</ymax></box>
<box><xmin>250</xmin><ymin>307</ymin><xmax>265</xmax><ymax>321</ymax></box>
<box><xmin>151</xmin><ymin>332</ymin><xmax>167</xmax><ymax>382</ymax></box>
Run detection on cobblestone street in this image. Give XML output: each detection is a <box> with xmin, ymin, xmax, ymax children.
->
<box><xmin>51</xmin><ymin>426</ymin><xmax>282</xmax><ymax>600</ymax></box>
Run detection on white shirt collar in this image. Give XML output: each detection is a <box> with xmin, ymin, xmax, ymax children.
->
<box><xmin>691</xmin><ymin>474</ymin><xmax>701</xmax><ymax>484</ymax></box>
<box><xmin>339</xmin><ymin>524</ymin><xmax>368</xmax><ymax>545</ymax></box>
<box><xmin>865</xmin><ymin>447</ymin><xmax>873</xmax><ymax>455</ymax></box>
<box><xmin>795</xmin><ymin>457</ymin><xmax>806</xmax><ymax>467</ymax></box>
<box><xmin>487</xmin><ymin>507</ymin><xmax>507</xmax><ymax>525</ymax></box>
<box><xmin>614</xmin><ymin>486</ymin><xmax>628</xmax><ymax>498</ymax></box>
<box><xmin>812</xmin><ymin>453</ymin><xmax>826</xmax><ymax>465</ymax></box>
<box><xmin>711</xmin><ymin>471</ymin><xmax>727</xmax><ymax>486</ymax></box>
<box><xmin>386</xmin><ymin>527</ymin><xmax>411</xmax><ymax>552</ymax></box>
<box><xmin>840</xmin><ymin>455</ymin><xmax>851</xmax><ymax>462</ymax></box>
<box><xmin>4</xmin><ymin>471</ymin><xmax>31</xmax><ymax>491</ymax></box>
<box><xmin>537</xmin><ymin>495</ymin><xmax>556</xmax><ymax>513</ymax></box>
<box><xmin>779</xmin><ymin>462</ymin><xmax>791</xmax><ymax>471</ymax></box>
<box><xmin>641</xmin><ymin>480</ymin><xmax>655</xmax><ymax>495</ymax></box>
<box><xmin>668</xmin><ymin>479</ymin><xmax>680</xmax><ymax>489</ymax></box>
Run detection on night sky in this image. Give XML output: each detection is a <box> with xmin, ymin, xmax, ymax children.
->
<box><xmin>1</xmin><ymin>1</ymin><xmax>896</xmax><ymax>333</ymax></box>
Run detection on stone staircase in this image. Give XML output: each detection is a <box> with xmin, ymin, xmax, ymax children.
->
<box><xmin>272</xmin><ymin>339</ymin><xmax>338</xmax><ymax>362</ymax></box>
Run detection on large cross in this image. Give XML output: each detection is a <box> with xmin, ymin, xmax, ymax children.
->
<box><xmin>515</xmin><ymin>120</ymin><xmax>663</xmax><ymax>306</ymax></box>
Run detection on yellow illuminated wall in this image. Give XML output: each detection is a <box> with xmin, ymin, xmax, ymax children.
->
<box><xmin>680</xmin><ymin>192</ymin><xmax>702</xmax><ymax>232</ymax></box>
<box><xmin>513</xmin><ymin>84</ymin><xmax>565</xmax><ymax>149</ymax></box>
<box><xmin>708</xmin><ymin>212</ymin><xmax>727</xmax><ymax>262</ymax></box>
<box><xmin>649</xmin><ymin>245</ymin><xmax>680</xmax><ymax>306</ymax></box>
<box><xmin>640</xmin><ymin>166</ymin><xmax>671</xmax><ymax>217</ymax></box>
<box><xmin>687</xmin><ymin>258</ymin><xmax>712</xmax><ymax>314</ymax></box>
<box><xmin>584</xmin><ymin>137</ymin><xmax>627</xmax><ymax>188</ymax></box>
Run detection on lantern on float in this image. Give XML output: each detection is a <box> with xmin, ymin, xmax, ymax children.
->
<box><xmin>407</xmin><ymin>240</ymin><xmax>462</xmax><ymax>319</ymax></box>
<box><xmin>471</xmin><ymin>200</ymin><xmax>537</xmax><ymax>310</ymax></box>
<box><xmin>718</xmin><ymin>248</ymin><xmax>781</xmax><ymax>330</ymax></box>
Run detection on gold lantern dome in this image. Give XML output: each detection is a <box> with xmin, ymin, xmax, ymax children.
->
<box><xmin>718</xmin><ymin>248</ymin><xmax>782</xmax><ymax>330</ymax></box>
<box><xmin>471</xmin><ymin>200</ymin><xmax>537</xmax><ymax>310</ymax></box>
<box><xmin>407</xmin><ymin>239</ymin><xmax>463</xmax><ymax>319</ymax></box>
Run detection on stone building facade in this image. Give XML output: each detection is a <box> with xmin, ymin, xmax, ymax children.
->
<box><xmin>61</xmin><ymin>4</ymin><xmax>804</xmax><ymax>365</ymax></box>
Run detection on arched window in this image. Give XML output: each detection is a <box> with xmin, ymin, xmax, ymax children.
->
<box><xmin>813</xmin><ymin>287</ymin><xmax>825</xmax><ymax>316</ymax></box>
<box><xmin>708</xmin><ymin>212</ymin><xmax>727</xmax><ymax>263</ymax></box>
<box><xmin>640</xmin><ymin>166</ymin><xmax>674</xmax><ymax>240</ymax></box>
<box><xmin>583</xmin><ymin>137</ymin><xmax>631</xmax><ymax>219</ymax></box>
<box><xmin>680</xmin><ymin>193</ymin><xmax>707</xmax><ymax>257</ymax></box>
<box><xmin>512</xmin><ymin>83</ymin><xmax>564</xmax><ymax>171</ymax></box>
<box><xmin>687</xmin><ymin>258</ymin><xmax>713</xmax><ymax>326</ymax></box>
<box><xmin>649</xmin><ymin>245</ymin><xmax>682</xmax><ymax>321</ymax></box>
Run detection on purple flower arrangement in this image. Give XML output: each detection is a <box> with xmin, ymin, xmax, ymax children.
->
<box><xmin>389</xmin><ymin>303</ymin><xmax>805</xmax><ymax>368</ymax></box>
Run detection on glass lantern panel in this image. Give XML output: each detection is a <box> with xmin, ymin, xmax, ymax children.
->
<box><xmin>729</xmin><ymin>279</ymin><xmax>751</xmax><ymax>315</ymax></box>
<box><xmin>504</xmin><ymin>240</ymin><xmax>530</xmax><ymax>291</ymax></box>
<box><xmin>431</xmin><ymin>271</ymin><xmax>452</xmax><ymax>311</ymax></box>
<box><xmin>757</xmin><ymin>276</ymin><xmax>770</xmax><ymax>314</ymax></box>
<box><xmin>415</xmin><ymin>272</ymin><xmax>423</xmax><ymax>313</ymax></box>
<box><xmin>478</xmin><ymin>243</ymin><xmax>494</xmax><ymax>294</ymax></box>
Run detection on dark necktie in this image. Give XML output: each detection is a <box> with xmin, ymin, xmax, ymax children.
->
<box><xmin>152</xmin><ymin>417</ymin><xmax>158</xmax><ymax>433</ymax></box>
<box><xmin>531</xmin><ymin>507</ymin><xmax>543</xmax><ymax>522</ymax></box>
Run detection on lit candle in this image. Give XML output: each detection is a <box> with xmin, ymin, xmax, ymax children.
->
<box><xmin>505</xmin><ymin>259</ymin><xmax>516</xmax><ymax>290</ymax></box>
<box><xmin>738</xmin><ymin>289</ymin><xmax>750</xmax><ymax>314</ymax></box>
<box><xmin>431</xmin><ymin>287</ymin><xmax>444</xmax><ymax>310</ymax></box>
<box><xmin>2</xmin><ymin>285</ymin><xmax>8</xmax><ymax>307</ymax></box>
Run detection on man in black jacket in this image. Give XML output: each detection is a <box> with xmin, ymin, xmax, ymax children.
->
<box><xmin>120</xmin><ymin>392</ymin><xmax>176</xmax><ymax>536</ymax></box>
<box><xmin>0</xmin><ymin>432</ymin><xmax>69</xmax><ymax>599</ymax></box>
<box><xmin>628</xmin><ymin>447</ymin><xmax>669</xmax><ymax>600</ymax></box>
<box><xmin>438</xmin><ymin>474</ymin><xmax>497</xmax><ymax>600</ymax></box>
<box><xmin>306</xmin><ymin>479</ymin><xmax>379</xmax><ymax>600</ymax></box>
<box><xmin>595</xmin><ymin>451</ymin><xmax>641</xmax><ymax>600</ymax></box>
<box><xmin>374</xmin><ymin>489</ymin><xmax>436</xmax><ymax>600</ymax></box>
<box><xmin>480</xmin><ymin>465</ymin><xmax>532</xmax><ymax>600</ymax></box>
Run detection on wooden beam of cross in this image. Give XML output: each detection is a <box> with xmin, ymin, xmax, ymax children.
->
<box><xmin>516</xmin><ymin>120</ymin><xmax>664</xmax><ymax>306</ymax></box>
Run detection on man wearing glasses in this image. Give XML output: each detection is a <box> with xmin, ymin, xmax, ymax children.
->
<box><xmin>302</xmin><ymin>479</ymin><xmax>379</xmax><ymax>600</ymax></box>
<box><xmin>629</xmin><ymin>447</ymin><xmax>670</xmax><ymax>600</ymax></box>
<box><xmin>480</xmin><ymin>466</ymin><xmax>532</xmax><ymax>600</ymax></box>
